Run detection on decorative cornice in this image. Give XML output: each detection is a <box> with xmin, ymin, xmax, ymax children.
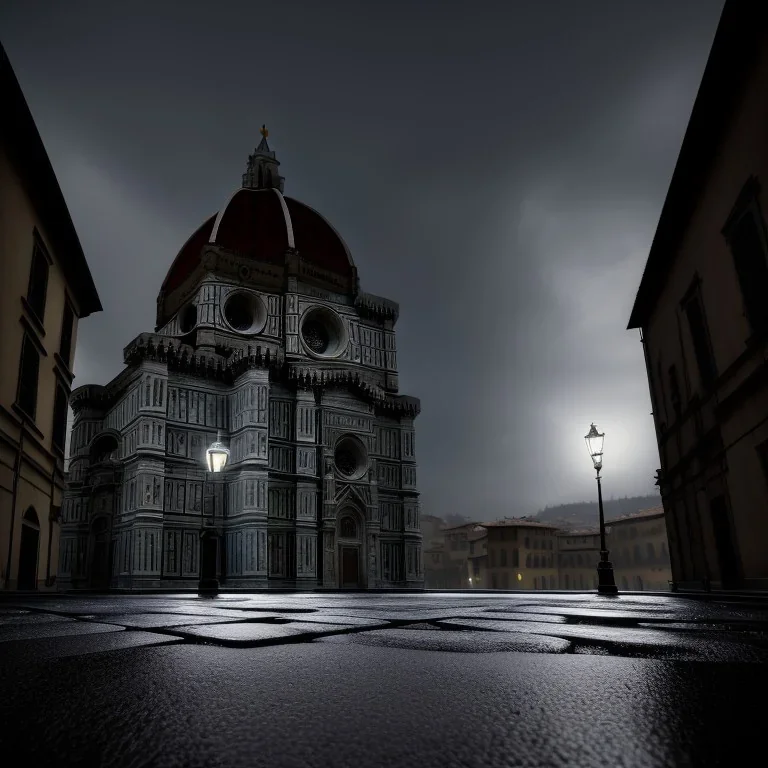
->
<box><xmin>289</xmin><ymin>364</ymin><xmax>383</xmax><ymax>397</ymax></box>
<box><xmin>355</xmin><ymin>291</ymin><xmax>399</xmax><ymax>322</ymax></box>
<box><xmin>287</xmin><ymin>364</ymin><xmax>419</xmax><ymax>415</ymax></box>
<box><xmin>379</xmin><ymin>393</ymin><xmax>420</xmax><ymax>417</ymax></box>
<box><xmin>124</xmin><ymin>333</ymin><xmax>284</xmax><ymax>383</ymax></box>
<box><xmin>75</xmin><ymin>332</ymin><xmax>417</xmax><ymax>416</ymax></box>
<box><xmin>69</xmin><ymin>384</ymin><xmax>110</xmax><ymax>414</ymax></box>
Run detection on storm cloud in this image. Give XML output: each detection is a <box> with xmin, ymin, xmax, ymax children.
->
<box><xmin>1</xmin><ymin>0</ymin><xmax>724</xmax><ymax>517</ymax></box>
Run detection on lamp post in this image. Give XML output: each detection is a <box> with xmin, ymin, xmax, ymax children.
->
<box><xmin>585</xmin><ymin>423</ymin><xmax>618</xmax><ymax>596</ymax></box>
<box><xmin>198</xmin><ymin>436</ymin><xmax>230</xmax><ymax>595</ymax></box>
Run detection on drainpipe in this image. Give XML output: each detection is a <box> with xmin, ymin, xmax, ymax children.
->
<box><xmin>5</xmin><ymin>419</ymin><xmax>26</xmax><ymax>589</ymax></box>
<box><xmin>45</xmin><ymin>462</ymin><xmax>57</xmax><ymax>587</ymax></box>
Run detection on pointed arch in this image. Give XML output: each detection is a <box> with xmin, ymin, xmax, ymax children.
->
<box><xmin>22</xmin><ymin>507</ymin><xmax>40</xmax><ymax>528</ymax></box>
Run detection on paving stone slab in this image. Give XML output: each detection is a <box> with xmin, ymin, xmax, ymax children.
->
<box><xmin>165</xmin><ymin>620</ymin><xmax>359</xmax><ymax>646</ymax></box>
<box><xmin>285</xmin><ymin>615</ymin><xmax>391</xmax><ymax>627</ymax></box>
<box><xmin>0</xmin><ymin>629</ymin><xmax>182</xmax><ymax>663</ymax></box>
<box><xmin>0</xmin><ymin>613</ymin><xmax>74</xmax><ymax>627</ymax></box>
<box><xmin>476</xmin><ymin>612</ymin><xmax>568</xmax><ymax>624</ymax></box>
<box><xmin>92</xmin><ymin>613</ymin><xmax>282</xmax><ymax>628</ymax></box>
<box><xmin>438</xmin><ymin>617</ymin><xmax>768</xmax><ymax>662</ymax></box>
<box><xmin>0</xmin><ymin>620</ymin><xmax>125</xmax><ymax>643</ymax></box>
<box><xmin>318</xmin><ymin>628</ymin><xmax>572</xmax><ymax>653</ymax></box>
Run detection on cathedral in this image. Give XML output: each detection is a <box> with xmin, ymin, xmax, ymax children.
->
<box><xmin>58</xmin><ymin>129</ymin><xmax>423</xmax><ymax>591</ymax></box>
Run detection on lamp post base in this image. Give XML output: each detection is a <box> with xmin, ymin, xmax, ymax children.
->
<box><xmin>198</xmin><ymin>578</ymin><xmax>219</xmax><ymax>596</ymax></box>
<box><xmin>596</xmin><ymin>558</ymin><xmax>618</xmax><ymax>595</ymax></box>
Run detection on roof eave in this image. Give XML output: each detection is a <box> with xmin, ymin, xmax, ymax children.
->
<box><xmin>1</xmin><ymin>42</ymin><xmax>102</xmax><ymax>317</ymax></box>
<box><xmin>626</xmin><ymin>1</ymin><xmax>758</xmax><ymax>331</ymax></box>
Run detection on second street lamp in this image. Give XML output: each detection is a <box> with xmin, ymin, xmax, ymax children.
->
<box><xmin>585</xmin><ymin>423</ymin><xmax>618</xmax><ymax>596</ymax></box>
<box><xmin>198</xmin><ymin>436</ymin><xmax>230</xmax><ymax>596</ymax></box>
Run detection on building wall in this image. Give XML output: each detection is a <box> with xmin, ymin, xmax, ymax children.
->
<box><xmin>608</xmin><ymin>514</ymin><xmax>672</xmax><ymax>592</ymax></box>
<box><xmin>0</xmin><ymin>147</ymin><xmax>82</xmax><ymax>590</ymax></box>
<box><xmin>471</xmin><ymin>525</ymin><xmax>558</xmax><ymax>591</ymax></box>
<box><xmin>557</xmin><ymin>532</ymin><xmax>600</xmax><ymax>591</ymax></box>
<box><xmin>642</xmin><ymin>35</ymin><xmax>768</xmax><ymax>590</ymax></box>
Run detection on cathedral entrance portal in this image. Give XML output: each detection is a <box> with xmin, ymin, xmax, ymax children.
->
<box><xmin>90</xmin><ymin>517</ymin><xmax>111</xmax><ymax>589</ymax></box>
<box><xmin>337</xmin><ymin>509</ymin><xmax>364</xmax><ymax>588</ymax></box>
<box><xmin>340</xmin><ymin>546</ymin><xmax>360</xmax><ymax>587</ymax></box>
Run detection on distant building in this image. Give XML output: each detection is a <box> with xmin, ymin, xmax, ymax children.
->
<box><xmin>627</xmin><ymin>1</ymin><xmax>768</xmax><ymax>591</ymax></box>
<box><xmin>0</xmin><ymin>43</ymin><xmax>102</xmax><ymax>590</ymax></box>
<box><xmin>474</xmin><ymin>520</ymin><xmax>559</xmax><ymax>591</ymax></box>
<box><xmin>59</xmin><ymin>131</ymin><xmax>422</xmax><ymax>591</ymax></box>
<box><xmin>435</xmin><ymin>523</ymin><xmax>484</xmax><ymax>589</ymax></box>
<box><xmin>607</xmin><ymin>507</ymin><xmax>671</xmax><ymax>592</ymax></box>
<box><xmin>556</xmin><ymin>530</ymin><xmax>600</xmax><ymax>590</ymax></box>
<box><xmin>423</xmin><ymin>509</ymin><xmax>672</xmax><ymax>592</ymax></box>
<box><xmin>422</xmin><ymin>514</ymin><xmax>450</xmax><ymax>588</ymax></box>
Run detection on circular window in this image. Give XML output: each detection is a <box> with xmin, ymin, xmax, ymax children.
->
<box><xmin>222</xmin><ymin>290</ymin><xmax>267</xmax><ymax>335</ymax></box>
<box><xmin>300</xmin><ymin>306</ymin><xmax>348</xmax><ymax>359</ymax></box>
<box><xmin>178</xmin><ymin>303</ymin><xmax>198</xmax><ymax>334</ymax></box>
<box><xmin>302</xmin><ymin>320</ymin><xmax>330</xmax><ymax>354</ymax></box>
<box><xmin>334</xmin><ymin>435</ymin><xmax>368</xmax><ymax>480</ymax></box>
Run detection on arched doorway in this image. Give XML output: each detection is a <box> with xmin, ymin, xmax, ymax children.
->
<box><xmin>90</xmin><ymin>517</ymin><xmax>111</xmax><ymax>589</ymax></box>
<box><xmin>337</xmin><ymin>508</ymin><xmax>364</xmax><ymax>588</ymax></box>
<box><xmin>18</xmin><ymin>507</ymin><xmax>40</xmax><ymax>590</ymax></box>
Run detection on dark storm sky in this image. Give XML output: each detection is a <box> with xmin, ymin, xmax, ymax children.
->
<box><xmin>2</xmin><ymin>0</ymin><xmax>724</xmax><ymax>518</ymax></box>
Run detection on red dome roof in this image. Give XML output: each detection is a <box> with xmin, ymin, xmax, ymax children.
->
<box><xmin>161</xmin><ymin>188</ymin><xmax>354</xmax><ymax>294</ymax></box>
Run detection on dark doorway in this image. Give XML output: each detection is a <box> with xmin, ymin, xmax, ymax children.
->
<box><xmin>18</xmin><ymin>508</ymin><xmax>40</xmax><ymax>590</ymax></box>
<box><xmin>201</xmin><ymin>535</ymin><xmax>218</xmax><ymax>581</ymax></box>
<box><xmin>340</xmin><ymin>546</ymin><xmax>359</xmax><ymax>587</ymax></box>
<box><xmin>710</xmin><ymin>496</ymin><xmax>740</xmax><ymax>588</ymax></box>
<box><xmin>91</xmin><ymin>518</ymin><xmax>110</xmax><ymax>589</ymax></box>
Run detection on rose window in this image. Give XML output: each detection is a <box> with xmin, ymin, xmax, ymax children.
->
<box><xmin>302</xmin><ymin>320</ymin><xmax>329</xmax><ymax>354</ymax></box>
<box><xmin>335</xmin><ymin>448</ymin><xmax>357</xmax><ymax>477</ymax></box>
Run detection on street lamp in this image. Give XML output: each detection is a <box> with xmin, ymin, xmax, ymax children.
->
<box><xmin>585</xmin><ymin>423</ymin><xmax>618</xmax><ymax>596</ymax></box>
<box><xmin>198</xmin><ymin>436</ymin><xmax>230</xmax><ymax>596</ymax></box>
<box><xmin>206</xmin><ymin>440</ymin><xmax>230</xmax><ymax>474</ymax></box>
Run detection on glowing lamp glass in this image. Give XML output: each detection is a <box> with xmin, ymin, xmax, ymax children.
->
<box><xmin>206</xmin><ymin>442</ymin><xmax>230</xmax><ymax>473</ymax></box>
<box><xmin>585</xmin><ymin>423</ymin><xmax>605</xmax><ymax>470</ymax></box>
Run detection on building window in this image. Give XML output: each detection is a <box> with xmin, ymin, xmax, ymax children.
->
<box><xmin>723</xmin><ymin>184</ymin><xmax>768</xmax><ymax>332</ymax></box>
<box><xmin>27</xmin><ymin>241</ymin><xmax>50</xmax><ymax>323</ymax></box>
<box><xmin>500</xmin><ymin>548</ymin><xmax>507</xmax><ymax>566</ymax></box>
<box><xmin>16</xmin><ymin>334</ymin><xmax>40</xmax><ymax>420</ymax></box>
<box><xmin>683</xmin><ymin>291</ymin><xmax>717</xmax><ymax>389</ymax></box>
<box><xmin>512</xmin><ymin>549</ymin><xmax>519</xmax><ymax>567</ymax></box>
<box><xmin>51</xmin><ymin>383</ymin><xmax>68</xmax><ymax>453</ymax></box>
<box><xmin>59</xmin><ymin>301</ymin><xmax>75</xmax><ymax>368</ymax></box>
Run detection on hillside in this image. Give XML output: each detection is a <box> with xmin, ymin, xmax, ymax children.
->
<box><xmin>535</xmin><ymin>494</ymin><xmax>662</xmax><ymax>529</ymax></box>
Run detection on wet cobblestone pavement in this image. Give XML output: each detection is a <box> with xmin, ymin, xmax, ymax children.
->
<box><xmin>1</xmin><ymin>591</ymin><xmax>766</xmax><ymax>766</ymax></box>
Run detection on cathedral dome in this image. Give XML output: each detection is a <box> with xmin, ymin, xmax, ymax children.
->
<box><xmin>159</xmin><ymin>127</ymin><xmax>355</xmax><ymax>298</ymax></box>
